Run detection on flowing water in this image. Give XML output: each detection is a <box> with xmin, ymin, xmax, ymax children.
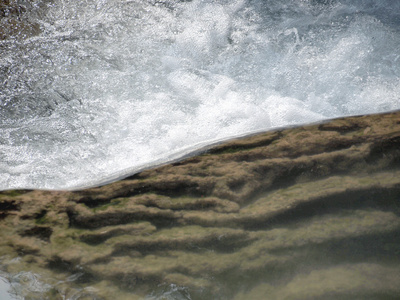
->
<box><xmin>1</xmin><ymin>0</ymin><xmax>399</xmax><ymax>190</ymax></box>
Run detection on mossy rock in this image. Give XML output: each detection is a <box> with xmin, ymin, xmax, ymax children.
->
<box><xmin>0</xmin><ymin>111</ymin><xmax>400</xmax><ymax>299</ymax></box>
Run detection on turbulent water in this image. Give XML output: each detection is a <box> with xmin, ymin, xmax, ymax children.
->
<box><xmin>0</xmin><ymin>0</ymin><xmax>399</xmax><ymax>190</ymax></box>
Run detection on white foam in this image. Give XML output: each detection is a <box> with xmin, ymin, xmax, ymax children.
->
<box><xmin>0</xmin><ymin>0</ymin><xmax>399</xmax><ymax>190</ymax></box>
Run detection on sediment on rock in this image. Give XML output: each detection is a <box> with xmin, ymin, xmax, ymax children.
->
<box><xmin>0</xmin><ymin>111</ymin><xmax>399</xmax><ymax>299</ymax></box>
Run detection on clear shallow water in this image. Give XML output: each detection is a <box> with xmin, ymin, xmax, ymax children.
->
<box><xmin>1</xmin><ymin>0</ymin><xmax>400</xmax><ymax>190</ymax></box>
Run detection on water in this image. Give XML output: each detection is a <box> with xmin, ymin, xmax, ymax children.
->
<box><xmin>0</xmin><ymin>276</ymin><xmax>15</xmax><ymax>300</ymax></box>
<box><xmin>0</xmin><ymin>269</ymin><xmax>52</xmax><ymax>300</ymax></box>
<box><xmin>0</xmin><ymin>0</ymin><xmax>400</xmax><ymax>190</ymax></box>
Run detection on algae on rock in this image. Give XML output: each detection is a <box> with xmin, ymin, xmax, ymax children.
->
<box><xmin>0</xmin><ymin>111</ymin><xmax>400</xmax><ymax>299</ymax></box>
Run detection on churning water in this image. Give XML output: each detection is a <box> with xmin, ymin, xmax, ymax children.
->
<box><xmin>1</xmin><ymin>0</ymin><xmax>400</xmax><ymax>190</ymax></box>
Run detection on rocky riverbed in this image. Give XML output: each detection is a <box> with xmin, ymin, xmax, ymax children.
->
<box><xmin>0</xmin><ymin>111</ymin><xmax>399</xmax><ymax>299</ymax></box>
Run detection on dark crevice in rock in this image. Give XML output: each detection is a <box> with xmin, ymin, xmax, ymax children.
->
<box><xmin>269</xmin><ymin>229</ymin><xmax>400</xmax><ymax>263</ymax></box>
<box><xmin>230</xmin><ymin>152</ymin><xmax>271</xmax><ymax>162</ymax></box>
<box><xmin>227</xmin><ymin>179</ymin><xmax>247</xmax><ymax>194</ymax></box>
<box><xmin>47</xmin><ymin>258</ymin><xmax>97</xmax><ymax>284</ymax></box>
<box><xmin>70</xmin><ymin>212</ymin><xmax>177</xmax><ymax>229</ymax></box>
<box><xmin>79</xmin><ymin>224</ymin><xmax>155</xmax><ymax>246</ymax></box>
<box><xmin>138</xmin><ymin>197</ymin><xmax>221</xmax><ymax>212</ymax></box>
<box><xmin>111</xmin><ymin>234</ymin><xmax>253</xmax><ymax>256</ymax></box>
<box><xmin>80</xmin><ymin>233</ymin><xmax>123</xmax><ymax>246</ymax></box>
<box><xmin>366</xmin><ymin>136</ymin><xmax>400</xmax><ymax>165</ymax></box>
<box><xmin>324</xmin><ymin>138</ymin><xmax>361</xmax><ymax>152</ymax></box>
<box><xmin>165</xmin><ymin>201</ymin><xmax>217</xmax><ymax>211</ymax></box>
<box><xmin>245</xmin><ymin>147</ymin><xmax>400</xmax><ymax>208</ymax></box>
<box><xmin>205</xmin><ymin>132</ymin><xmax>282</xmax><ymax>155</ymax></box>
<box><xmin>123</xmin><ymin>173</ymin><xmax>145</xmax><ymax>181</ymax></box>
<box><xmin>244</xmin><ymin>187</ymin><xmax>400</xmax><ymax>230</ymax></box>
<box><xmin>47</xmin><ymin>257</ymin><xmax>75</xmax><ymax>272</ymax></box>
<box><xmin>21</xmin><ymin>226</ymin><xmax>53</xmax><ymax>241</ymax></box>
<box><xmin>171</xmin><ymin>157</ymin><xmax>202</xmax><ymax>167</ymax></box>
<box><xmin>34</xmin><ymin>209</ymin><xmax>47</xmax><ymax>222</ymax></box>
<box><xmin>245</xmin><ymin>164</ymin><xmax>314</xmax><ymax>205</ymax></box>
<box><xmin>20</xmin><ymin>208</ymin><xmax>48</xmax><ymax>220</ymax></box>
<box><xmin>77</xmin><ymin>180</ymin><xmax>214</xmax><ymax>209</ymax></box>
<box><xmin>78</xmin><ymin>197</ymin><xmax>113</xmax><ymax>209</ymax></box>
<box><xmin>148</xmin><ymin>181</ymin><xmax>210</xmax><ymax>199</ymax></box>
<box><xmin>318</xmin><ymin>123</ymin><xmax>363</xmax><ymax>134</ymax></box>
<box><xmin>89</xmin><ymin>256</ymin><xmax>112</xmax><ymax>265</ymax></box>
<box><xmin>0</xmin><ymin>199</ymin><xmax>18</xmax><ymax>211</ymax></box>
<box><xmin>66</xmin><ymin>209</ymin><xmax>76</xmax><ymax>228</ymax></box>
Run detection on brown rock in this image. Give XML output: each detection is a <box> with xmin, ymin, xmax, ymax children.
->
<box><xmin>0</xmin><ymin>0</ymin><xmax>41</xmax><ymax>40</ymax></box>
<box><xmin>0</xmin><ymin>111</ymin><xmax>399</xmax><ymax>299</ymax></box>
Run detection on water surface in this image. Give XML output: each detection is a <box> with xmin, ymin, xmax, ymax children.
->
<box><xmin>1</xmin><ymin>0</ymin><xmax>399</xmax><ymax>190</ymax></box>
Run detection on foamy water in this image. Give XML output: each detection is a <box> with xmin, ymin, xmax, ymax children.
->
<box><xmin>1</xmin><ymin>0</ymin><xmax>399</xmax><ymax>190</ymax></box>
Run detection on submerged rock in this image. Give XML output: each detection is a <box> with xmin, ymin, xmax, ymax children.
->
<box><xmin>0</xmin><ymin>0</ymin><xmax>41</xmax><ymax>40</ymax></box>
<box><xmin>0</xmin><ymin>111</ymin><xmax>400</xmax><ymax>299</ymax></box>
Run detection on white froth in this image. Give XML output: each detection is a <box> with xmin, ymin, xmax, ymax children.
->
<box><xmin>0</xmin><ymin>0</ymin><xmax>399</xmax><ymax>190</ymax></box>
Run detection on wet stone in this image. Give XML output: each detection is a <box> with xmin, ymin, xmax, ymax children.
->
<box><xmin>0</xmin><ymin>0</ymin><xmax>41</xmax><ymax>40</ymax></box>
